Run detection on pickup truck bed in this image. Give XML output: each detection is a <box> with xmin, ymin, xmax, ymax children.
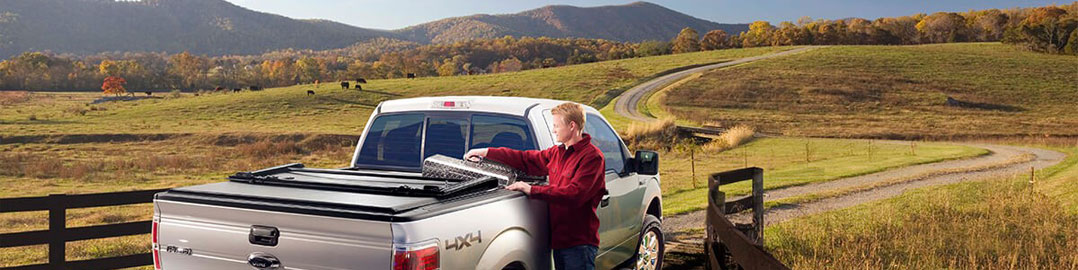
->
<box><xmin>158</xmin><ymin>163</ymin><xmax>523</xmax><ymax>222</ymax></box>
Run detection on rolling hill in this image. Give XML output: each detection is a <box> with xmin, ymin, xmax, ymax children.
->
<box><xmin>658</xmin><ymin>43</ymin><xmax>1078</xmax><ymax>139</ymax></box>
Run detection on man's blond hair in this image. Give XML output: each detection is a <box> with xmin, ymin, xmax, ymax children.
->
<box><xmin>551</xmin><ymin>102</ymin><xmax>586</xmax><ymax>130</ymax></box>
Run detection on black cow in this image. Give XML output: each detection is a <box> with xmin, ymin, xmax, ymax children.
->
<box><xmin>341</xmin><ymin>81</ymin><xmax>350</xmax><ymax>89</ymax></box>
<box><xmin>250</xmin><ymin>86</ymin><xmax>262</xmax><ymax>91</ymax></box>
<box><xmin>406</xmin><ymin>73</ymin><xmax>416</xmax><ymax>79</ymax></box>
<box><xmin>232</xmin><ymin>88</ymin><xmax>241</xmax><ymax>93</ymax></box>
<box><xmin>307</xmin><ymin>90</ymin><xmax>315</xmax><ymax>96</ymax></box>
<box><xmin>145</xmin><ymin>91</ymin><xmax>153</xmax><ymax>96</ymax></box>
<box><xmin>355</xmin><ymin>84</ymin><xmax>362</xmax><ymax>91</ymax></box>
<box><xmin>356</xmin><ymin>78</ymin><xmax>367</xmax><ymax>84</ymax></box>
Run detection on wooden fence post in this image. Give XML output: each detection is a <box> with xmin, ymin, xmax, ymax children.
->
<box><xmin>49</xmin><ymin>194</ymin><xmax>67</xmax><ymax>270</ymax></box>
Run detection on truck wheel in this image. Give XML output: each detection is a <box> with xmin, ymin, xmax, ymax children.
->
<box><xmin>633</xmin><ymin>215</ymin><xmax>664</xmax><ymax>270</ymax></box>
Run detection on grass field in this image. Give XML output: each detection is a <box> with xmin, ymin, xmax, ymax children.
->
<box><xmin>662</xmin><ymin>43</ymin><xmax>1078</xmax><ymax>139</ymax></box>
<box><xmin>0</xmin><ymin>46</ymin><xmax>788</xmax><ymax>137</ymax></box>
<box><xmin>766</xmin><ymin>144</ymin><xmax>1078</xmax><ymax>269</ymax></box>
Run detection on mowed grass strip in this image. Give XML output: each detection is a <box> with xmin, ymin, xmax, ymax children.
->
<box><xmin>0</xmin><ymin>46</ymin><xmax>789</xmax><ymax>136</ymax></box>
<box><xmin>766</xmin><ymin>145</ymin><xmax>1078</xmax><ymax>269</ymax></box>
<box><xmin>663</xmin><ymin>43</ymin><xmax>1078</xmax><ymax>139</ymax></box>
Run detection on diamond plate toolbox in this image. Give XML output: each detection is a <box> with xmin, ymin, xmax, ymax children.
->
<box><xmin>422</xmin><ymin>154</ymin><xmax>539</xmax><ymax>186</ymax></box>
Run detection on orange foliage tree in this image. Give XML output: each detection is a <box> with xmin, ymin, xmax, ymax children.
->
<box><xmin>102</xmin><ymin>76</ymin><xmax>127</xmax><ymax>96</ymax></box>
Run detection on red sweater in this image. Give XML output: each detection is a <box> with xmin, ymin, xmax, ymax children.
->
<box><xmin>486</xmin><ymin>133</ymin><xmax>606</xmax><ymax>249</ymax></box>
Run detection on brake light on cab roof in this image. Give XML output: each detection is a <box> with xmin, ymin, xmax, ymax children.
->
<box><xmin>432</xmin><ymin>100</ymin><xmax>470</xmax><ymax>109</ymax></box>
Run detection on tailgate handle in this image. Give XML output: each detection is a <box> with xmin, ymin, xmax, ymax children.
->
<box><xmin>249</xmin><ymin>225</ymin><xmax>279</xmax><ymax>246</ymax></box>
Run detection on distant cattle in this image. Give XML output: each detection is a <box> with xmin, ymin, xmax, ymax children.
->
<box><xmin>307</xmin><ymin>90</ymin><xmax>315</xmax><ymax>96</ymax></box>
<box><xmin>214</xmin><ymin>86</ymin><xmax>225</xmax><ymax>91</ymax></box>
<box><xmin>341</xmin><ymin>81</ymin><xmax>350</xmax><ymax>89</ymax></box>
<box><xmin>250</xmin><ymin>86</ymin><xmax>263</xmax><ymax>91</ymax></box>
<box><xmin>356</xmin><ymin>78</ymin><xmax>367</xmax><ymax>84</ymax></box>
<box><xmin>232</xmin><ymin>88</ymin><xmax>241</xmax><ymax>93</ymax></box>
<box><xmin>355</xmin><ymin>84</ymin><xmax>362</xmax><ymax>91</ymax></box>
<box><xmin>145</xmin><ymin>92</ymin><xmax>153</xmax><ymax>96</ymax></box>
<box><xmin>406</xmin><ymin>73</ymin><xmax>416</xmax><ymax>79</ymax></box>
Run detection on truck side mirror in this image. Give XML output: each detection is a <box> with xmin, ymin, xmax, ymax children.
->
<box><xmin>634</xmin><ymin>150</ymin><xmax>659</xmax><ymax>175</ymax></box>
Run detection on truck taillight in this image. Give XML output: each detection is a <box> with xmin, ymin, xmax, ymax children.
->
<box><xmin>152</xmin><ymin>220</ymin><xmax>161</xmax><ymax>270</ymax></box>
<box><xmin>392</xmin><ymin>240</ymin><xmax>439</xmax><ymax>270</ymax></box>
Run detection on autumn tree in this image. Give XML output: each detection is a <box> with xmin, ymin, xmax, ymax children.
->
<box><xmin>742</xmin><ymin>21</ymin><xmax>775</xmax><ymax>47</ymax></box>
<box><xmin>101</xmin><ymin>76</ymin><xmax>127</xmax><ymax>96</ymax></box>
<box><xmin>968</xmin><ymin>9</ymin><xmax>1010</xmax><ymax>41</ymax></box>
<box><xmin>437</xmin><ymin>58</ymin><xmax>459</xmax><ymax>76</ymax></box>
<box><xmin>169</xmin><ymin>51</ymin><xmax>207</xmax><ymax>90</ymax></box>
<box><xmin>845</xmin><ymin>18</ymin><xmax>874</xmax><ymax>44</ymax></box>
<box><xmin>917</xmin><ymin>12</ymin><xmax>970</xmax><ymax>43</ymax></box>
<box><xmin>671</xmin><ymin>27</ymin><xmax>701</xmax><ymax>53</ymax></box>
<box><xmin>635</xmin><ymin>41</ymin><xmax>671</xmax><ymax>56</ymax></box>
<box><xmin>875</xmin><ymin>16</ymin><xmax>921</xmax><ymax>44</ymax></box>
<box><xmin>1006</xmin><ymin>6</ymin><xmax>1078</xmax><ymax>54</ymax></box>
<box><xmin>700</xmin><ymin>30</ymin><xmax>729</xmax><ymax>50</ymax></box>
<box><xmin>295</xmin><ymin>57</ymin><xmax>325</xmax><ymax>83</ymax></box>
<box><xmin>496</xmin><ymin>57</ymin><xmax>523</xmax><ymax>73</ymax></box>
<box><xmin>772</xmin><ymin>22</ymin><xmax>811</xmax><ymax>46</ymax></box>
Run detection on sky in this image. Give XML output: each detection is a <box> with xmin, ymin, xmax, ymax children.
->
<box><xmin>223</xmin><ymin>0</ymin><xmax>1067</xmax><ymax>30</ymax></box>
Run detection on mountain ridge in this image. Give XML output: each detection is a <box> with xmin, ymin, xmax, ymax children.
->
<box><xmin>0</xmin><ymin>0</ymin><xmax>749</xmax><ymax>58</ymax></box>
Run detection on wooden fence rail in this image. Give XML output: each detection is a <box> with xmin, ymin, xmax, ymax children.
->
<box><xmin>0</xmin><ymin>188</ymin><xmax>169</xmax><ymax>270</ymax></box>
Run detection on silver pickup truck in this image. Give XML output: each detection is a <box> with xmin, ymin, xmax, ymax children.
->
<box><xmin>152</xmin><ymin>96</ymin><xmax>664</xmax><ymax>270</ymax></box>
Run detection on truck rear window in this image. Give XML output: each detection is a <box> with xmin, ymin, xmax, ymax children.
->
<box><xmin>355</xmin><ymin>113</ymin><xmax>537</xmax><ymax>170</ymax></box>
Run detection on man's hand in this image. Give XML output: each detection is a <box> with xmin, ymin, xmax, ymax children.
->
<box><xmin>505</xmin><ymin>181</ymin><xmax>532</xmax><ymax>195</ymax></box>
<box><xmin>464</xmin><ymin>148</ymin><xmax>488</xmax><ymax>162</ymax></box>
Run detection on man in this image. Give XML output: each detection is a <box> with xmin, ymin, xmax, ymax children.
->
<box><xmin>464</xmin><ymin>102</ymin><xmax>606</xmax><ymax>270</ymax></box>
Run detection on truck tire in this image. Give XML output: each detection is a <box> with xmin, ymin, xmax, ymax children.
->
<box><xmin>632</xmin><ymin>215</ymin><xmax>664</xmax><ymax>270</ymax></box>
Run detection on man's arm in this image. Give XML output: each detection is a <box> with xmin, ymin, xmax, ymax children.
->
<box><xmin>483</xmin><ymin>147</ymin><xmax>556</xmax><ymax>176</ymax></box>
<box><xmin>529</xmin><ymin>154</ymin><xmax>605</xmax><ymax>207</ymax></box>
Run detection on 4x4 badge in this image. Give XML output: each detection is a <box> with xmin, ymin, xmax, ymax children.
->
<box><xmin>445</xmin><ymin>231</ymin><xmax>482</xmax><ymax>250</ymax></box>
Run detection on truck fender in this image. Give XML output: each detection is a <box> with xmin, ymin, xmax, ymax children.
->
<box><xmin>475</xmin><ymin>227</ymin><xmax>549</xmax><ymax>270</ymax></box>
<box><xmin>640</xmin><ymin>176</ymin><xmax>663</xmax><ymax>220</ymax></box>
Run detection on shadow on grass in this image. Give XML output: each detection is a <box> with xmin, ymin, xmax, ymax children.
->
<box><xmin>357</xmin><ymin>89</ymin><xmax>402</xmax><ymax>97</ymax></box>
<box><xmin>321</xmin><ymin>96</ymin><xmax>378</xmax><ymax>108</ymax></box>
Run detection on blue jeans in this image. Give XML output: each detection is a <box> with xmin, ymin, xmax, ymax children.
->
<box><xmin>553</xmin><ymin>245</ymin><xmax>597</xmax><ymax>270</ymax></box>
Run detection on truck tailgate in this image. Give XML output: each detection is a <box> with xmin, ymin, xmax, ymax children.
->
<box><xmin>153</xmin><ymin>182</ymin><xmax>432</xmax><ymax>269</ymax></box>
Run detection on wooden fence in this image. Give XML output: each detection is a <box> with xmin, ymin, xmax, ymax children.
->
<box><xmin>0</xmin><ymin>188</ymin><xmax>169</xmax><ymax>270</ymax></box>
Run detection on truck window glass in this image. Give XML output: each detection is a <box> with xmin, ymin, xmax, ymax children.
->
<box><xmin>355</xmin><ymin>113</ymin><xmax>425</xmax><ymax>167</ymax></box>
<box><xmin>584</xmin><ymin>114</ymin><xmax>626</xmax><ymax>174</ymax></box>
<box><xmin>425</xmin><ymin>118</ymin><xmax>469</xmax><ymax>160</ymax></box>
<box><xmin>470</xmin><ymin>115</ymin><xmax>537</xmax><ymax>151</ymax></box>
<box><xmin>357</xmin><ymin>112</ymin><xmax>537</xmax><ymax>170</ymax></box>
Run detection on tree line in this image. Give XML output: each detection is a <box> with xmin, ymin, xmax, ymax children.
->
<box><xmin>665</xmin><ymin>4</ymin><xmax>1078</xmax><ymax>54</ymax></box>
<box><xmin>0</xmin><ymin>36</ymin><xmax>647</xmax><ymax>91</ymax></box>
<box><xmin>0</xmin><ymin>3</ymin><xmax>1073</xmax><ymax>92</ymax></box>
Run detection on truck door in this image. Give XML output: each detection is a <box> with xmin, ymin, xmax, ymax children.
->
<box><xmin>585</xmin><ymin>114</ymin><xmax>646</xmax><ymax>269</ymax></box>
